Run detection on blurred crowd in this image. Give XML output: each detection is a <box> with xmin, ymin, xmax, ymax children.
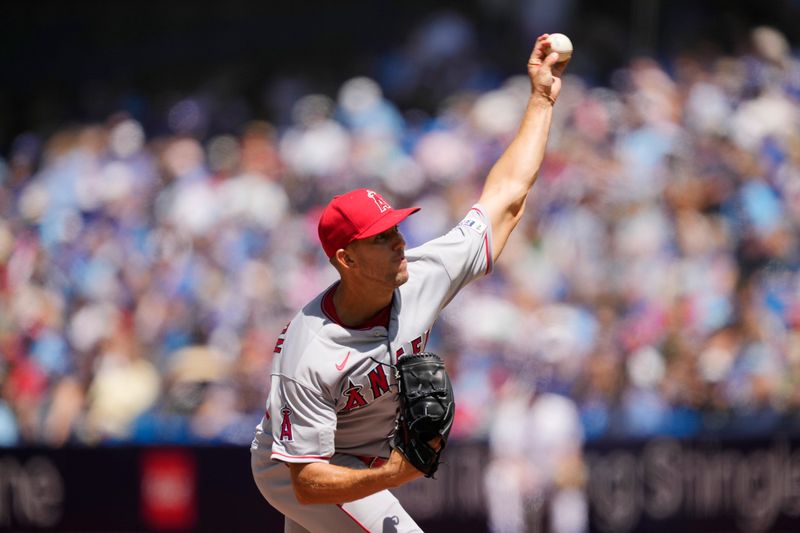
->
<box><xmin>1</xmin><ymin>22</ymin><xmax>799</xmax><ymax>464</ymax></box>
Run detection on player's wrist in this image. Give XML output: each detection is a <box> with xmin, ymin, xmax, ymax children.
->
<box><xmin>530</xmin><ymin>92</ymin><xmax>556</xmax><ymax>107</ymax></box>
<box><xmin>381</xmin><ymin>449</ymin><xmax>421</xmax><ymax>486</ymax></box>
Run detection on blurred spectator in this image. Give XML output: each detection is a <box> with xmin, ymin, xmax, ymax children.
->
<box><xmin>484</xmin><ymin>379</ymin><xmax>587</xmax><ymax>533</ymax></box>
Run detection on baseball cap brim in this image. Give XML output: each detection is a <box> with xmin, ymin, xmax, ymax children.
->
<box><xmin>353</xmin><ymin>206</ymin><xmax>420</xmax><ymax>242</ymax></box>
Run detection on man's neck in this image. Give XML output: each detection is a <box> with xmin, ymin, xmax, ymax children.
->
<box><xmin>333</xmin><ymin>279</ymin><xmax>394</xmax><ymax>328</ymax></box>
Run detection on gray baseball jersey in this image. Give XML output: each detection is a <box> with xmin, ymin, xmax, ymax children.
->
<box><xmin>251</xmin><ymin>205</ymin><xmax>493</xmax><ymax>532</ymax></box>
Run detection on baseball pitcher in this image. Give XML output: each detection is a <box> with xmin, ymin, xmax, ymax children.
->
<box><xmin>251</xmin><ymin>34</ymin><xmax>569</xmax><ymax>532</ymax></box>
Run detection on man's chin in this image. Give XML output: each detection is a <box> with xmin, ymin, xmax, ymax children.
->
<box><xmin>394</xmin><ymin>271</ymin><xmax>410</xmax><ymax>287</ymax></box>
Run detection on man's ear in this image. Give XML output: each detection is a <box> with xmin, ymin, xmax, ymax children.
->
<box><xmin>334</xmin><ymin>248</ymin><xmax>355</xmax><ymax>269</ymax></box>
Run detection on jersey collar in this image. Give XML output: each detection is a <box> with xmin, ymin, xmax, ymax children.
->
<box><xmin>321</xmin><ymin>282</ymin><xmax>392</xmax><ymax>330</ymax></box>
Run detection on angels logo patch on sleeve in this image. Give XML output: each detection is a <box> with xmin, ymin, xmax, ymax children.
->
<box><xmin>279</xmin><ymin>405</ymin><xmax>294</xmax><ymax>442</ymax></box>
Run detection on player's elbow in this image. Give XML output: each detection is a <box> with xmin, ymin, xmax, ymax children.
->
<box><xmin>291</xmin><ymin>480</ymin><xmax>318</xmax><ymax>505</ymax></box>
<box><xmin>289</xmin><ymin>463</ymin><xmax>322</xmax><ymax>505</ymax></box>
<box><xmin>502</xmin><ymin>194</ymin><xmax>528</xmax><ymax>231</ymax></box>
<box><xmin>482</xmin><ymin>181</ymin><xmax>529</xmax><ymax>219</ymax></box>
<box><xmin>294</xmin><ymin>489</ymin><xmax>315</xmax><ymax>506</ymax></box>
<box><xmin>508</xmin><ymin>197</ymin><xmax>527</xmax><ymax>222</ymax></box>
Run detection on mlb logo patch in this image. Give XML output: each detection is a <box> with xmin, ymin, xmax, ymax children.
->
<box><xmin>458</xmin><ymin>217</ymin><xmax>486</xmax><ymax>235</ymax></box>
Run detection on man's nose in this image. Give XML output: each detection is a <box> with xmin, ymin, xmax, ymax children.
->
<box><xmin>392</xmin><ymin>231</ymin><xmax>406</xmax><ymax>250</ymax></box>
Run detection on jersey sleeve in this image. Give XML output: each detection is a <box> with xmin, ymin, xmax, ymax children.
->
<box><xmin>445</xmin><ymin>204</ymin><xmax>493</xmax><ymax>280</ymax></box>
<box><xmin>421</xmin><ymin>203</ymin><xmax>492</xmax><ymax>281</ymax></box>
<box><xmin>403</xmin><ymin>204</ymin><xmax>493</xmax><ymax>314</ymax></box>
<box><xmin>268</xmin><ymin>376</ymin><xmax>337</xmax><ymax>463</ymax></box>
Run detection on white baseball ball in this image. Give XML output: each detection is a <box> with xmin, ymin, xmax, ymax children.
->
<box><xmin>547</xmin><ymin>33</ymin><xmax>573</xmax><ymax>63</ymax></box>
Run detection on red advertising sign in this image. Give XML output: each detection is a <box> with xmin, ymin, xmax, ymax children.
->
<box><xmin>140</xmin><ymin>449</ymin><xmax>197</xmax><ymax>530</ymax></box>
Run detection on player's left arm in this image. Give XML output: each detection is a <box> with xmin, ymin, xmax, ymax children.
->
<box><xmin>478</xmin><ymin>34</ymin><xmax>569</xmax><ymax>262</ymax></box>
<box><xmin>288</xmin><ymin>449</ymin><xmax>422</xmax><ymax>504</ymax></box>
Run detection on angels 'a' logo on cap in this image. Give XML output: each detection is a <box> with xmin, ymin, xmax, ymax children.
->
<box><xmin>366</xmin><ymin>190</ymin><xmax>391</xmax><ymax>213</ymax></box>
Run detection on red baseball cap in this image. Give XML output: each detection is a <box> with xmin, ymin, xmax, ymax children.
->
<box><xmin>318</xmin><ymin>189</ymin><xmax>420</xmax><ymax>258</ymax></box>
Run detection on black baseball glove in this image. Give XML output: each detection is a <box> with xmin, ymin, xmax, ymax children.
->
<box><xmin>393</xmin><ymin>352</ymin><xmax>455</xmax><ymax>478</ymax></box>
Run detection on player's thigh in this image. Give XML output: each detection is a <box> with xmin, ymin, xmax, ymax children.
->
<box><xmin>290</xmin><ymin>489</ymin><xmax>422</xmax><ymax>533</ymax></box>
<box><xmin>252</xmin><ymin>454</ymin><xmax>422</xmax><ymax>533</ymax></box>
<box><xmin>284</xmin><ymin>517</ymin><xmax>310</xmax><ymax>533</ymax></box>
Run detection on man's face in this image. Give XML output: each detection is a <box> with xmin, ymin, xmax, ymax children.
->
<box><xmin>345</xmin><ymin>225</ymin><xmax>408</xmax><ymax>288</ymax></box>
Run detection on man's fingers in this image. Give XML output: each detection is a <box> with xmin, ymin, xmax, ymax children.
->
<box><xmin>552</xmin><ymin>55</ymin><xmax>570</xmax><ymax>77</ymax></box>
<box><xmin>532</xmin><ymin>52</ymin><xmax>559</xmax><ymax>84</ymax></box>
<box><xmin>536</xmin><ymin>33</ymin><xmax>551</xmax><ymax>52</ymax></box>
<box><xmin>552</xmin><ymin>62</ymin><xmax>568</xmax><ymax>77</ymax></box>
<box><xmin>542</xmin><ymin>51</ymin><xmax>560</xmax><ymax>69</ymax></box>
<box><xmin>529</xmin><ymin>34</ymin><xmax>551</xmax><ymax>66</ymax></box>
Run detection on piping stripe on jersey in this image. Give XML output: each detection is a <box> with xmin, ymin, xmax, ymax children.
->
<box><xmin>483</xmin><ymin>233</ymin><xmax>492</xmax><ymax>275</ymax></box>
<box><xmin>337</xmin><ymin>504</ymin><xmax>372</xmax><ymax>532</ymax></box>
<box><xmin>469</xmin><ymin>206</ymin><xmax>493</xmax><ymax>276</ymax></box>
<box><xmin>271</xmin><ymin>451</ymin><xmax>331</xmax><ymax>462</ymax></box>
